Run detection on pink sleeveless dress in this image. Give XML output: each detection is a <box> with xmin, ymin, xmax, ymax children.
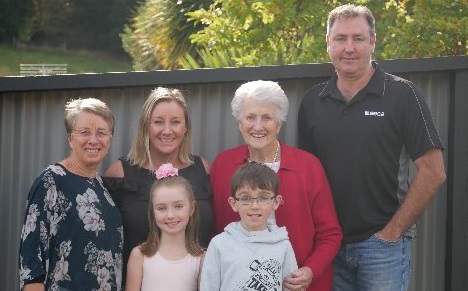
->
<box><xmin>141</xmin><ymin>252</ymin><xmax>201</xmax><ymax>291</ymax></box>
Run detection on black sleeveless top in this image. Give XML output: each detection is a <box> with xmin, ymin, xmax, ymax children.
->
<box><xmin>103</xmin><ymin>156</ymin><xmax>213</xmax><ymax>280</ymax></box>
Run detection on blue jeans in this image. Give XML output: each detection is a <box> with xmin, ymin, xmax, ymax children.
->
<box><xmin>333</xmin><ymin>234</ymin><xmax>411</xmax><ymax>291</ymax></box>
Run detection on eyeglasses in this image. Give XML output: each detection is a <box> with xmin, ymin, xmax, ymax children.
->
<box><xmin>234</xmin><ymin>196</ymin><xmax>276</xmax><ymax>206</ymax></box>
<box><xmin>72</xmin><ymin>128</ymin><xmax>112</xmax><ymax>140</ymax></box>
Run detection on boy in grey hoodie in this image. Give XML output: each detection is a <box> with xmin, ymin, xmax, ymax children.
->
<box><xmin>200</xmin><ymin>162</ymin><xmax>298</xmax><ymax>291</ymax></box>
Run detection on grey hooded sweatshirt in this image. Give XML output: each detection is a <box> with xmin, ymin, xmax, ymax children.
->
<box><xmin>200</xmin><ymin>221</ymin><xmax>298</xmax><ymax>291</ymax></box>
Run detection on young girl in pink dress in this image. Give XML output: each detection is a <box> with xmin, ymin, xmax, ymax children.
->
<box><xmin>125</xmin><ymin>163</ymin><xmax>204</xmax><ymax>291</ymax></box>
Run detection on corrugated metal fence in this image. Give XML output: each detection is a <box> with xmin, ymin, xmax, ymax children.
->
<box><xmin>1</xmin><ymin>56</ymin><xmax>467</xmax><ymax>291</ymax></box>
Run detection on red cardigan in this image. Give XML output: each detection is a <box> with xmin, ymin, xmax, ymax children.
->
<box><xmin>210</xmin><ymin>143</ymin><xmax>342</xmax><ymax>291</ymax></box>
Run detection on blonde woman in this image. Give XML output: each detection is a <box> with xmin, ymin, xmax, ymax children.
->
<box><xmin>104</xmin><ymin>87</ymin><xmax>213</xmax><ymax>286</ymax></box>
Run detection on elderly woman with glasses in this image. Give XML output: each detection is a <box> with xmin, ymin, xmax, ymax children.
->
<box><xmin>19</xmin><ymin>98</ymin><xmax>123</xmax><ymax>291</ymax></box>
<box><xmin>210</xmin><ymin>80</ymin><xmax>342</xmax><ymax>291</ymax></box>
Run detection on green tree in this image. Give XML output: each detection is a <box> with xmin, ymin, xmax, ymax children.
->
<box><xmin>66</xmin><ymin>0</ymin><xmax>134</xmax><ymax>55</ymax></box>
<box><xmin>29</xmin><ymin>0</ymin><xmax>74</xmax><ymax>46</ymax></box>
<box><xmin>9</xmin><ymin>0</ymin><xmax>134</xmax><ymax>56</ymax></box>
<box><xmin>185</xmin><ymin>0</ymin><xmax>334</xmax><ymax>67</ymax></box>
<box><xmin>106</xmin><ymin>0</ymin><xmax>136</xmax><ymax>54</ymax></box>
<box><xmin>122</xmin><ymin>0</ymin><xmax>212</xmax><ymax>70</ymax></box>
<box><xmin>180</xmin><ymin>0</ymin><xmax>399</xmax><ymax>68</ymax></box>
<box><xmin>382</xmin><ymin>0</ymin><xmax>467</xmax><ymax>59</ymax></box>
<box><xmin>0</xmin><ymin>0</ymin><xmax>34</xmax><ymax>43</ymax></box>
<box><xmin>183</xmin><ymin>0</ymin><xmax>466</xmax><ymax>68</ymax></box>
<box><xmin>121</xmin><ymin>0</ymin><xmax>466</xmax><ymax>69</ymax></box>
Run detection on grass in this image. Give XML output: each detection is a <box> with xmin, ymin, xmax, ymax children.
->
<box><xmin>0</xmin><ymin>45</ymin><xmax>133</xmax><ymax>76</ymax></box>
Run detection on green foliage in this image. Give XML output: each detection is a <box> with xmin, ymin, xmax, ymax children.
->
<box><xmin>180</xmin><ymin>47</ymin><xmax>249</xmax><ymax>68</ymax></box>
<box><xmin>121</xmin><ymin>0</ymin><xmax>466</xmax><ymax>69</ymax></box>
<box><xmin>28</xmin><ymin>0</ymin><xmax>74</xmax><ymax>46</ymax></box>
<box><xmin>105</xmin><ymin>0</ymin><xmax>137</xmax><ymax>53</ymax></box>
<box><xmin>121</xmin><ymin>0</ymin><xmax>212</xmax><ymax>70</ymax></box>
<box><xmin>382</xmin><ymin>0</ymin><xmax>467</xmax><ymax>59</ymax></box>
<box><xmin>0</xmin><ymin>0</ymin><xmax>34</xmax><ymax>42</ymax></box>
<box><xmin>186</xmin><ymin>0</ymin><xmax>334</xmax><ymax>67</ymax></box>
<box><xmin>64</xmin><ymin>0</ymin><xmax>135</xmax><ymax>54</ymax></box>
<box><xmin>8</xmin><ymin>0</ymin><xmax>134</xmax><ymax>55</ymax></box>
<box><xmin>181</xmin><ymin>0</ymin><xmax>466</xmax><ymax>68</ymax></box>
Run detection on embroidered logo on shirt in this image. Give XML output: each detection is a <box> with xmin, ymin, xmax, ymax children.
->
<box><xmin>365</xmin><ymin>110</ymin><xmax>385</xmax><ymax>117</ymax></box>
<box><xmin>234</xmin><ymin>259</ymin><xmax>282</xmax><ymax>291</ymax></box>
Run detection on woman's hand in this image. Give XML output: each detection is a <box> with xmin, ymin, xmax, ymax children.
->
<box><xmin>283</xmin><ymin>267</ymin><xmax>313</xmax><ymax>290</ymax></box>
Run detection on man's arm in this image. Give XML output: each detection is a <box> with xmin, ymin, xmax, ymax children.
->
<box><xmin>377</xmin><ymin>148</ymin><xmax>446</xmax><ymax>241</ymax></box>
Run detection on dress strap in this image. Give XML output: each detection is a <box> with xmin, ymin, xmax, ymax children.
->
<box><xmin>192</xmin><ymin>155</ymin><xmax>206</xmax><ymax>173</ymax></box>
<box><xmin>118</xmin><ymin>157</ymin><xmax>132</xmax><ymax>176</ymax></box>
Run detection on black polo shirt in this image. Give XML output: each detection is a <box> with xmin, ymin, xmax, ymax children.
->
<box><xmin>298</xmin><ymin>62</ymin><xmax>443</xmax><ymax>244</ymax></box>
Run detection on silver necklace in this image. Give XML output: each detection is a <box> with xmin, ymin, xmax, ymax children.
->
<box><xmin>272</xmin><ymin>140</ymin><xmax>280</xmax><ymax>162</ymax></box>
<box><xmin>249</xmin><ymin>140</ymin><xmax>280</xmax><ymax>163</ymax></box>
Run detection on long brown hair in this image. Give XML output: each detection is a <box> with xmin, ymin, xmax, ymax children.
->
<box><xmin>139</xmin><ymin>176</ymin><xmax>203</xmax><ymax>257</ymax></box>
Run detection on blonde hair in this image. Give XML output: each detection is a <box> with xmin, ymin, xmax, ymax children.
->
<box><xmin>64</xmin><ymin>98</ymin><xmax>114</xmax><ymax>135</ymax></box>
<box><xmin>127</xmin><ymin>87</ymin><xmax>193</xmax><ymax>169</ymax></box>
<box><xmin>140</xmin><ymin>176</ymin><xmax>204</xmax><ymax>257</ymax></box>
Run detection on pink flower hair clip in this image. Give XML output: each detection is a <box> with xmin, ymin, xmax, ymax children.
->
<box><xmin>155</xmin><ymin>163</ymin><xmax>179</xmax><ymax>179</ymax></box>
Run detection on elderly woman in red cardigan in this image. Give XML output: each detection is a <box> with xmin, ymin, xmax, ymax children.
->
<box><xmin>210</xmin><ymin>80</ymin><xmax>342</xmax><ymax>291</ymax></box>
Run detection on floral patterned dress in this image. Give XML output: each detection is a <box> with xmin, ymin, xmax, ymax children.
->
<box><xmin>19</xmin><ymin>164</ymin><xmax>123</xmax><ymax>291</ymax></box>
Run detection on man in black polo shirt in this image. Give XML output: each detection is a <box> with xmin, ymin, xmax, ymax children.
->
<box><xmin>298</xmin><ymin>4</ymin><xmax>446</xmax><ymax>291</ymax></box>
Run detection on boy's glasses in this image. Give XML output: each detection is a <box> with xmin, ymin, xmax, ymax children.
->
<box><xmin>235</xmin><ymin>196</ymin><xmax>275</xmax><ymax>206</ymax></box>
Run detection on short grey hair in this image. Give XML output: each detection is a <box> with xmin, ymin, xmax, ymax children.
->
<box><xmin>231</xmin><ymin>80</ymin><xmax>289</xmax><ymax>123</ymax></box>
<box><xmin>64</xmin><ymin>98</ymin><xmax>114</xmax><ymax>135</ymax></box>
